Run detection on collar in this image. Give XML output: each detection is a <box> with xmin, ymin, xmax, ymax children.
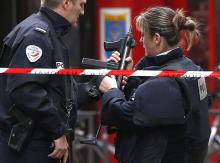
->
<box><xmin>39</xmin><ymin>7</ymin><xmax>72</xmax><ymax>36</ymax></box>
<box><xmin>156</xmin><ymin>48</ymin><xmax>179</xmax><ymax>56</ymax></box>
<box><xmin>144</xmin><ymin>48</ymin><xmax>183</xmax><ymax>67</ymax></box>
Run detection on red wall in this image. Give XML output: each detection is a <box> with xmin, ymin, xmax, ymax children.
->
<box><xmin>207</xmin><ymin>0</ymin><xmax>217</xmax><ymax>92</ymax></box>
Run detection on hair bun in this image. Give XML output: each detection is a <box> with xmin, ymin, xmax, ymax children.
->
<box><xmin>173</xmin><ymin>9</ymin><xmax>196</xmax><ymax>31</ymax></box>
<box><xmin>181</xmin><ymin>17</ymin><xmax>196</xmax><ymax>31</ymax></box>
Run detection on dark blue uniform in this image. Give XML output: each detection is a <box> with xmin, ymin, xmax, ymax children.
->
<box><xmin>101</xmin><ymin>48</ymin><xmax>210</xmax><ymax>163</ymax></box>
<box><xmin>0</xmin><ymin>7</ymin><xmax>99</xmax><ymax>163</ymax></box>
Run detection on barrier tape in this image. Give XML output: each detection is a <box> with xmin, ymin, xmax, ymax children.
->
<box><xmin>1</xmin><ymin>68</ymin><xmax>220</xmax><ymax>78</ymax></box>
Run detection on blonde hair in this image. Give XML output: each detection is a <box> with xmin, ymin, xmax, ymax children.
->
<box><xmin>136</xmin><ymin>7</ymin><xmax>199</xmax><ymax>50</ymax></box>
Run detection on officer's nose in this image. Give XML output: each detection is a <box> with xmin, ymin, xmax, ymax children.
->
<box><xmin>80</xmin><ymin>9</ymin><xmax>85</xmax><ymax>15</ymax></box>
<box><xmin>80</xmin><ymin>3</ymin><xmax>85</xmax><ymax>15</ymax></box>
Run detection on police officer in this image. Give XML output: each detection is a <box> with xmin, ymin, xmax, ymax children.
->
<box><xmin>99</xmin><ymin>7</ymin><xmax>210</xmax><ymax>163</ymax></box>
<box><xmin>0</xmin><ymin>0</ymin><xmax>102</xmax><ymax>163</ymax></box>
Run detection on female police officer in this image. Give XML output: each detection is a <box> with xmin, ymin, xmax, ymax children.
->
<box><xmin>99</xmin><ymin>7</ymin><xmax>210</xmax><ymax>163</ymax></box>
<box><xmin>0</xmin><ymin>0</ymin><xmax>103</xmax><ymax>163</ymax></box>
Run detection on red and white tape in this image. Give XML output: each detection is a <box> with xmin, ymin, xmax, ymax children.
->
<box><xmin>0</xmin><ymin>68</ymin><xmax>220</xmax><ymax>78</ymax></box>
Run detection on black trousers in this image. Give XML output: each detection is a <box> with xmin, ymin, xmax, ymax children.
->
<box><xmin>0</xmin><ymin>130</ymin><xmax>59</xmax><ymax>163</ymax></box>
<box><xmin>184</xmin><ymin>138</ymin><xmax>209</xmax><ymax>163</ymax></box>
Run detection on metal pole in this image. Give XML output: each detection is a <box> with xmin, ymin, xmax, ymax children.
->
<box><xmin>88</xmin><ymin>114</ymin><xmax>95</xmax><ymax>163</ymax></box>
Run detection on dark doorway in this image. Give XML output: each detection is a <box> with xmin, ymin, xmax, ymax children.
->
<box><xmin>0</xmin><ymin>0</ymin><xmax>96</xmax><ymax>68</ymax></box>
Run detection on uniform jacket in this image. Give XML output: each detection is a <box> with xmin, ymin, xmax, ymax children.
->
<box><xmin>0</xmin><ymin>7</ymin><xmax>98</xmax><ymax>142</ymax></box>
<box><xmin>101</xmin><ymin>48</ymin><xmax>210</xmax><ymax>163</ymax></box>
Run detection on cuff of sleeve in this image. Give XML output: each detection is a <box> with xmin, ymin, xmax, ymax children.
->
<box><xmin>102</xmin><ymin>88</ymin><xmax>125</xmax><ymax>104</ymax></box>
<box><xmin>51</xmin><ymin>123</ymin><xmax>68</xmax><ymax>140</ymax></box>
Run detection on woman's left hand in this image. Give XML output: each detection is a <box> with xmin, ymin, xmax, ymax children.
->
<box><xmin>99</xmin><ymin>76</ymin><xmax>118</xmax><ymax>93</ymax></box>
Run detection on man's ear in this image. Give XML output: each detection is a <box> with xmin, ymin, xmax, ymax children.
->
<box><xmin>153</xmin><ymin>33</ymin><xmax>161</xmax><ymax>46</ymax></box>
<box><xmin>60</xmin><ymin>0</ymin><xmax>70</xmax><ymax>9</ymax></box>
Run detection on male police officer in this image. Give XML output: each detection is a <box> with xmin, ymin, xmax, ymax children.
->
<box><xmin>0</xmin><ymin>0</ymin><xmax>102</xmax><ymax>163</ymax></box>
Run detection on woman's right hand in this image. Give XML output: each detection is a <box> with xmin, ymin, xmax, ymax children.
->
<box><xmin>107</xmin><ymin>51</ymin><xmax>134</xmax><ymax>90</ymax></box>
<box><xmin>108</xmin><ymin>51</ymin><xmax>134</xmax><ymax>70</ymax></box>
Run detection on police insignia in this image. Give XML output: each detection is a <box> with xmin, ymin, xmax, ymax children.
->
<box><xmin>198</xmin><ymin>77</ymin><xmax>207</xmax><ymax>101</ymax></box>
<box><xmin>56</xmin><ymin>62</ymin><xmax>64</xmax><ymax>69</ymax></box>
<box><xmin>26</xmin><ymin>45</ymin><xmax>42</xmax><ymax>62</ymax></box>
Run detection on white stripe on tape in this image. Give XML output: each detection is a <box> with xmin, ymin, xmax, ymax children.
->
<box><xmin>80</xmin><ymin>69</ymin><xmax>111</xmax><ymax>75</ymax></box>
<box><xmin>182</xmin><ymin>71</ymin><xmax>213</xmax><ymax>78</ymax></box>
<box><xmin>0</xmin><ymin>68</ymin><xmax>8</xmax><ymax>73</ymax></box>
<box><xmin>30</xmin><ymin>68</ymin><xmax>60</xmax><ymax>74</ymax></box>
<box><xmin>131</xmin><ymin>70</ymin><xmax>162</xmax><ymax>77</ymax></box>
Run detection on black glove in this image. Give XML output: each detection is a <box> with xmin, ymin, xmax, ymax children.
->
<box><xmin>87</xmin><ymin>75</ymin><xmax>105</xmax><ymax>99</ymax></box>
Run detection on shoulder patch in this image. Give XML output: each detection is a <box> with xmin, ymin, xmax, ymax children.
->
<box><xmin>34</xmin><ymin>27</ymin><xmax>47</xmax><ymax>34</ymax></box>
<box><xmin>198</xmin><ymin>77</ymin><xmax>207</xmax><ymax>101</ymax></box>
<box><xmin>26</xmin><ymin>45</ymin><xmax>42</xmax><ymax>62</ymax></box>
